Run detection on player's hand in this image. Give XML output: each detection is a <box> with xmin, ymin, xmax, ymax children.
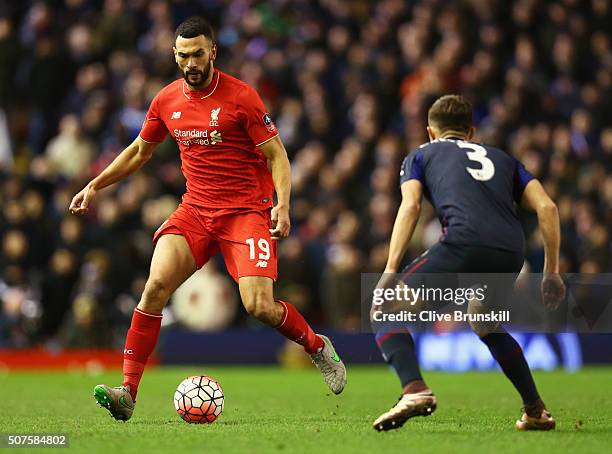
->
<box><xmin>370</xmin><ymin>268</ymin><xmax>402</xmax><ymax>323</ymax></box>
<box><xmin>541</xmin><ymin>273</ymin><xmax>566</xmax><ymax>310</ymax></box>
<box><xmin>373</xmin><ymin>268</ymin><xmax>400</xmax><ymax>301</ymax></box>
<box><xmin>376</xmin><ymin>267</ymin><xmax>399</xmax><ymax>291</ymax></box>
<box><xmin>270</xmin><ymin>205</ymin><xmax>290</xmax><ymax>240</ymax></box>
<box><xmin>69</xmin><ymin>184</ymin><xmax>96</xmax><ymax>215</ymax></box>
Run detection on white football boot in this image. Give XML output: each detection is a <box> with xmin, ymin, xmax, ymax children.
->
<box><xmin>310</xmin><ymin>335</ymin><xmax>347</xmax><ymax>395</ymax></box>
<box><xmin>516</xmin><ymin>408</ymin><xmax>556</xmax><ymax>430</ymax></box>
<box><xmin>373</xmin><ymin>390</ymin><xmax>437</xmax><ymax>431</ymax></box>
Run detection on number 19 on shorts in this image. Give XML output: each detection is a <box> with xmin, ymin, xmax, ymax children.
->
<box><xmin>246</xmin><ymin>238</ymin><xmax>270</xmax><ymax>268</ymax></box>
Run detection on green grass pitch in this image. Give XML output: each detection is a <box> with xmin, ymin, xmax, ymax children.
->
<box><xmin>0</xmin><ymin>366</ymin><xmax>609</xmax><ymax>453</ymax></box>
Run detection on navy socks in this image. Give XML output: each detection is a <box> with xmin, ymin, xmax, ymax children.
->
<box><xmin>376</xmin><ymin>330</ymin><xmax>424</xmax><ymax>388</ymax></box>
<box><xmin>480</xmin><ymin>331</ymin><xmax>540</xmax><ymax>405</ymax></box>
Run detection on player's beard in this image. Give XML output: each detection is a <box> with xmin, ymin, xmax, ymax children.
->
<box><xmin>184</xmin><ymin>58</ymin><xmax>213</xmax><ymax>89</ymax></box>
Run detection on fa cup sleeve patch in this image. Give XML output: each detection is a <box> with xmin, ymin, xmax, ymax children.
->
<box><xmin>262</xmin><ymin>113</ymin><xmax>276</xmax><ymax>132</ymax></box>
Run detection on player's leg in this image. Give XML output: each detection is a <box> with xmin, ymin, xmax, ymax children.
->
<box><xmin>479</xmin><ymin>330</ymin><xmax>554</xmax><ymax>430</ymax></box>
<box><xmin>471</xmin><ymin>312</ymin><xmax>555</xmax><ymax>430</ymax></box>
<box><xmin>468</xmin><ymin>250</ymin><xmax>555</xmax><ymax>430</ymax></box>
<box><xmin>94</xmin><ymin>234</ymin><xmax>198</xmax><ymax>420</ymax></box>
<box><xmin>372</xmin><ymin>243</ymin><xmax>460</xmax><ymax>431</ymax></box>
<box><xmin>214</xmin><ymin>209</ymin><xmax>325</xmax><ymax>352</ymax></box>
<box><xmin>215</xmin><ymin>209</ymin><xmax>346</xmax><ymax>394</ymax></box>
<box><xmin>238</xmin><ymin>276</ymin><xmax>319</xmax><ymax>350</ymax></box>
<box><xmin>374</xmin><ymin>245</ymin><xmax>460</xmax><ymax>395</ymax></box>
<box><xmin>95</xmin><ymin>204</ymin><xmax>215</xmax><ymax>420</ymax></box>
<box><xmin>372</xmin><ymin>323</ymin><xmax>437</xmax><ymax>431</ymax></box>
<box><xmin>238</xmin><ymin>275</ymin><xmax>346</xmax><ymax>394</ymax></box>
<box><xmin>375</xmin><ymin>327</ymin><xmax>427</xmax><ymax>394</ymax></box>
<box><xmin>123</xmin><ymin>234</ymin><xmax>198</xmax><ymax>394</ymax></box>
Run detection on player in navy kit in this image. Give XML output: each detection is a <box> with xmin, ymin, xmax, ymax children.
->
<box><xmin>372</xmin><ymin>95</ymin><xmax>565</xmax><ymax>431</ymax></box>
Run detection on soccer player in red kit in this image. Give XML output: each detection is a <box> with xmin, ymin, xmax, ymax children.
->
<box><xmin>69</xmin><ymin>17</ymin><xmax>346</xmax><ymax>421</ymax></box>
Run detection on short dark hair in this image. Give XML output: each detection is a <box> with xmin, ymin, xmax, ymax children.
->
<box><xmin>175</xmin><ymin>16</ymin><xmax>215</xmax><ymax>43</ymax></box>
<box><xmin>427</xmin><ymin>95</ymin><xmax>473</xmax><ymax>134</ymax></box>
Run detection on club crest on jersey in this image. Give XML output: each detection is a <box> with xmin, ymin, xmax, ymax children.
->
<box><xmin>171</xmin><ymin>111</ymin><xmax>181</xmax><ymax>119</ymax></box>
<box><xmin>262</xmin><ymin>113</ymin><xmax>276</xmax><ymax>132</ymax></box>
<box><xmin>210</xmin><ymin>107</ymin><xmax>221</xmax><ymax>126</ymax></box>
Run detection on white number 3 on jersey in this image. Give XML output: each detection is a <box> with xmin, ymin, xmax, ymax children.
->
<box><xmin>458</xmin><ymin>142</ymin><xmax>495</xmax><ymax>181</ymax></box>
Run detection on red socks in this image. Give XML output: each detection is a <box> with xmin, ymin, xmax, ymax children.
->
<box><xmin>275</xmin><ymin>300</ymin><xmax>324</xmax><ymax>354</ymax></box>
<box><xmin>122</xmin><ymin>302</ymin><xmax>321</xmax><ymax>399</ymax></box>
<box><xmin>123</xmin><ymin>308</ymin><xmax>162</xmax><ymax>400</ymax></box>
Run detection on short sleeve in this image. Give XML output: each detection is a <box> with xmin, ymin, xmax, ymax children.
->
<box><xmin>139</xmin><ymin>94</ymin><xmax>167</xmax><ymax>143</ymax></box>
<box><xmin>400</xmin><ymin>149</ymin><xmax>425</xmax><ymax>186</ymax></box>
<box><xmin>236</xmin><ymin>85</ymin><xmax>279</xmax><ymax>147</ymax></box>
<box><xmin>513</xmin><ymin>158</ymin><xmax>534</xmax><ymax>203</ymax></box>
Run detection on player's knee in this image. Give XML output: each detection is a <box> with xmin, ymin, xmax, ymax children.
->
<box><xmin>141</xmin><ymin>277</ymin><xmax>171</xmax><ymax>311</ymax></box>
<box><xmin>470</xmin><ymin>320</ymin><xmax>499</xmax><ymax>338</ymax></box>
<box><xmin>467</xmin><ymin>297</ymin><xmax>498</xmax><ymax>337</ymax></box>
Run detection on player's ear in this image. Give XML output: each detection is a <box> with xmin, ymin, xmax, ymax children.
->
<box><xmin>427</xmin><ymin>126</ymin><xmax>436</xmax><ymax>141</ymax></box>
<box><xmin>173</xmin><ymin>46</ymin><xmax>178</xmax><ymax>62</ymax></box>
<box><xmin>211</xmin><ymin>43</ymin><xmax>217</xmax><ymax>61</ymax></box>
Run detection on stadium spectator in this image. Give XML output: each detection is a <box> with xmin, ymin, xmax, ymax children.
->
<box><xmin>0</xmin><ymin>0</ymin><xmax>610</xmax><ymax>346</ymax></box>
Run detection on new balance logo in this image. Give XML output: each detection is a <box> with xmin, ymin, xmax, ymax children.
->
<box><xmin>171</xmin><ymin>111</ymin><xmax>181</xmax><ymax>119</ymax></box>
<box><xmin>124</xmin><ymin>349</ymin><xmax>134</xmax><ymax>355</ymax></box>
<box><xmin>255</xmin><ymin>261</ymin><xmax>268</xmax><ymax>268</ymax></box>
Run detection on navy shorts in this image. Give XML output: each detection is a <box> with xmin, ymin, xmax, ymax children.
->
<box><xmin>401</xmin><ymin>242</ymin><xmax>524</xmax><ymax>275</ymax></box>
<box><xmin>399</xmin><ymin>242</ymin><xmax>524</xmax><ymax>310</ymax></box>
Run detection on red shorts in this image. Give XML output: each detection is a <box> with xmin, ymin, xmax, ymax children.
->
<box><xmin>153</xmin><ymin>204</ymin><xmax>277</xmax><ymax>282</ymax></box>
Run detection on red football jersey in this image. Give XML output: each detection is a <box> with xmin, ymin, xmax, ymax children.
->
<box><xmin>139</xmin><ymin>70</ymin><xmax>278</xmax><ymax>209</ymax></box>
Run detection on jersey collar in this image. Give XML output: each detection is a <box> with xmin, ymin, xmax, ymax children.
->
<box><xmin>182</xmin><ymin>70</ymin><xmax>220</xmax><ymax>100</ymax></box>
<box><xmin>439</xmin><ymin>137</ymin><xmax>465</xmax><ymax>141</ymax></box>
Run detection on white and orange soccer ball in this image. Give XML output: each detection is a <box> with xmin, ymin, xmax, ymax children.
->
<box><xmin>174</xmin><ymin>375</ymin><xmax>224</xmax><ymax>423</ymax></box>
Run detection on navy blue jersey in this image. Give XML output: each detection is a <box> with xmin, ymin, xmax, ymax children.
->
<box><xmin>400</xmin><ymin>139</ymin><xmax>534</xmax><ymax>253</ymax></box>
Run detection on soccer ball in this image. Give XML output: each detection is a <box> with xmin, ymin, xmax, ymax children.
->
<box><xmin>173</xmin><ymin>375</ymin><xmax>224</xmax><ymax>423</ymax></box>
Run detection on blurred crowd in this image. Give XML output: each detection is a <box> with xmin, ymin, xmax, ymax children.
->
<box><xmin>0</xmin><ymin>0</ymin><xmax>610</xmax><ymax>347</ymax></box>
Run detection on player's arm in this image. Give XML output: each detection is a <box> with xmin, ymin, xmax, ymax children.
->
<box><xmin>520</xmin><ymin>179</ymin><xmax>566</xmax><ymax>307</ymax></box>
<box><xmin>384</xmin><ymin>180</ymin><xmax>423</xmax><ymax>273</ymax></box>
<box><xmin>69</xmin><ymin>136</ymin><xmax>157</xmax><ymax>215</ymax></box>
<box><xmin>520</xmin><ymin>180</ymin><xmax>560</xmax><ymax>273</ymax></box>
<box><xmin>258</xmin><ymin>136</ymin><xmax>291</xmax><ymax>240</ymax></box>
